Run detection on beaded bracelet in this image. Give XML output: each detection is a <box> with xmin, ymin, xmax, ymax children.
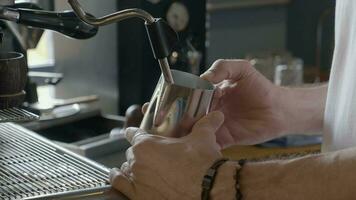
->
<box><xmin>201</xmin><ymin>158</ymin><xmax>229</xmax><ymax>200</ymax></box>
<box><xmin>235</xmin><ymin>159</ymin><xmax>246</xmax><ymax>200</ymax></box>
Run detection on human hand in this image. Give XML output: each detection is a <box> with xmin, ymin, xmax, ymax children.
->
<box><xmin>110</xmin><ymin>111</ymin><xmax>237</xmax><ymax>200</ymax></box>
<box><xmin>201</xmin><ymin>59</ymin><xmax>288</xmax><ymax>148</ymax></box>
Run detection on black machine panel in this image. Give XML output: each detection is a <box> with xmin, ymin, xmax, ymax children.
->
<box><xmin>117</xmin><ymin>0</ymin><xmax>206</xmax><ymax>114</ymax></box>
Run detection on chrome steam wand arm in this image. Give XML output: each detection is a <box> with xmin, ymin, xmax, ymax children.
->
<box><xmin>68</xmin><ymin>0</ymin><xmax>177</xmax><ymax>84</ymax></box>
<box><xmin>68</xmin><ymin>0</ymin><xmax>155</xmax><ymax>25</ymax></box>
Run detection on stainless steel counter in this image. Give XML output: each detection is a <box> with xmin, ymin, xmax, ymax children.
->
<box><xmin>0</xmin><ymin>123</ymin><xmax>127</xmax><ymax>200</ymax></box>
<box><xmin>18</xmin><ymin>101</ymin><xmax>129</xmax><ymax>168</ymax></box>
<box><xmin>26</xmin><ymin>189</ymin><xmax>127</xmax><ymax>200</ymax></box>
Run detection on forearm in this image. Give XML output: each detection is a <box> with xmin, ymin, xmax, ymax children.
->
<box><xmin>240</xmin><ymin>147</ymin><xmax>356</xmax><ymax>200</ymax></box>
<box><xmin>279</xmin><ymin>84</ymin><xmax>328</xmax><ymax>135</ymax></box>
<box><xmin>211</xmin><ymin>161</ymin><xmax>239</xmax><ymax>200</ymax></box>
<box><xmin>213</xmin><ymin>147</ymin><xmax>356</xmax><ymax>199</ymax></box>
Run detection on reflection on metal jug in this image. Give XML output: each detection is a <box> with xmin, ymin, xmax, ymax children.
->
<box><xmin>140</xmin><ymin>70</ymin><xmax>215</xmax><ymax>137</ymax></box>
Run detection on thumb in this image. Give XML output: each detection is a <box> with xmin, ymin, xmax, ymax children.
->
<box><xmin>201</xmin><ymin>59</ymin><xmax>253</xmax><ymax>84</ymax></box>
<box><xmin>142</xmin><ymin>102</ymin><xmax>149</xmax><ymax>114</ymax></box>
<box><xmin>125</xmin><ymin>127</ymin><xmax>148</xmax><ymax>145</ymax></box>
<box><xmin>189</xmin><ymin>111</ymin><xmax>224</xmax><ymax>142</ymax></box>
<box><xmin>109</xmin><ymin>168</ymin><xmax>136</xmax><ymax>199</ymax></box>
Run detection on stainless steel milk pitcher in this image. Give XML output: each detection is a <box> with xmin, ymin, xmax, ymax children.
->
<box><xmin>140</xmin><ymin>70</ymin><xmax>215</xmax><ymax>137</ymax></box>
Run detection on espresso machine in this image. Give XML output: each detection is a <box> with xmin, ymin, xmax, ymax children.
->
<box><xmin>0</xmin><ymin>0</ymin><xmax>99</xmax><ymax>123</ymax></box>
<box><xmin>0</xmin><ymin>1</ymin><xmax>123</xmax><ymax>199</ymax></box>
<box><xmin>0</xmin><ymin>0</ymin><xmax>208</xmax><ymax>199</ymax></box>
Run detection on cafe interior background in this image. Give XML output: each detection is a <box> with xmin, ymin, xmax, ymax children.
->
<box><xmin>17</xmin><ymin>0</ymin><xmax>335</xmax><ymax>170</ymax></box>
<box><xmin>0</xmin><ymin>0</ymin><xmax>336</xmax><ymax>199</ymax></box>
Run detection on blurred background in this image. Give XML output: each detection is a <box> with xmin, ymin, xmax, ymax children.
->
<box><xmin>4</xmin><ymin>0</ymin><xmax>334</xmax><ymax>166</ymax></box>
<box><xmin>0</xmin><ymin>1</ymin><xmax>339</xmax><ymax>198</ymax></box>
<box><xmin>24</xmin><ymin>0</ymin><xmax>335</xmax><ymax>115</ymax></box>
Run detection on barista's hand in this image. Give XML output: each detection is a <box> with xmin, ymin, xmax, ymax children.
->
<box><xmin>201</xmin><ymin>59</ymin><xmax>287</xmax><ymax>148</ymax></box>
<box><xmin>110</xmin><ymin>111</ymin><xmax>237</xmax><ymax>200</ymax></box>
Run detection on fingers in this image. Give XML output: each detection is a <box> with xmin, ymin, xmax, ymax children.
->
<box><xmin>201</xmin><ymin>59</ymin><xmax>253</xmax><ymax>84</ymax></box>
<box><xmin>121</xmin><ymin>161</ymin><xmax>132</xmax><ymax>176</ymax></box>
<box><xmin>125</xmin><ymin>127</ymin><xmax>147</xmax><ymax>145</ymax></box>
<box><xmin>190</xmin><ymin>111</ymin><xmax>225</xmax><ymax>142</ymax></box>
<box><xmin>142</xmin><ymin>103</ymin><xmax>149</xmax><ymax>114</ymax></box>
<box><xmin>209</xmin><ymin>87</ymin><xmax>223</xmax><ymax>112</ymax></box>
<box><xmin>215</xmin><ymin>126</ymin><xmax>235</xmax><ymax>150</ymax></box>
<box><xmin>213</xmin><ymin>87</ymin><xmax>223</xmax><ymax>99</ymax></box>
<box><xmin>169</xmin><ymin>114</ymin><xmax>196</xmax><ymax>137</ymax></box>
<box><xmin>109</xmin><ymin>168</ymin><xmax>135</xmax><ymax>199</ymax></box>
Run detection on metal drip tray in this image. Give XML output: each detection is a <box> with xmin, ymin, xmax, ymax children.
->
<box><xmin>0</xmin><ymin>108</ymin><xmax>39</xmax><ymax>123</ymax></box>
<box><xmin>0</xmin><ymin>123</ymin><xmax>113</xmax><ymax>200</ymax></box>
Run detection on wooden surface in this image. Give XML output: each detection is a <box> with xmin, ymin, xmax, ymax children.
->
<box><xmin>222</xmin><ymin>144</ymin><xmax>321</xmax><ymax>160</ymax></box>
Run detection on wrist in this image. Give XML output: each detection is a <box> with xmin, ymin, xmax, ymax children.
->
<box><xmin>239</xmin><ymin>160</ymin><xmax>284</xmax><ymax>199</ymax></box>
<box><xmin>277</xmin><ymin>85</ymin><xmax>327</xmax><ymax>135</ymax></box>
<box><xmin>277</xmin><ymin>87</ymin><xmax>298</xmax><ymax>135</ymax></box>
<box><xmin>211</xmin><ymin>161</ymin><xmax>239</xmax><ymax>200</ymax></box>
<box><xmin>270</xmin><ymin>86</ymin><xmax>293</xmax><ymax>137</ymax></box>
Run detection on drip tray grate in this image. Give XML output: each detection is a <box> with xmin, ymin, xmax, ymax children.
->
<box><xmin>0</xmin><ymin>123</ymin><xmax>111</xmax><ymax>200</ymax></box>
<box><xmin>0</xmin><ymin>108</ymin><xmax>39</xmax><ymax>123</ymax></box>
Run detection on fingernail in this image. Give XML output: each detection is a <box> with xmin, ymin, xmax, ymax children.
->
<box><xmin>211</xmin><ymin>111</ymin><xmax>224</xmax><ymax>122</ymax></box>
<box><xmin>125</xmin><ymin>127</ymin><xmax>137</xmax><ymax>134</ymax></box>
<box><xmin>201</xmin><ymin>70</ymin><xmax>215</xmax><ymax>80</ymax></box>
<box><xmin>109</xmin><ymin>168</ymin><xmax>120</xmax><ymax>183</ymax></box>
<box><xmin>125</xmin><ymin>127</ymin><xmax>139</xmax><ymax>143</ymax></box>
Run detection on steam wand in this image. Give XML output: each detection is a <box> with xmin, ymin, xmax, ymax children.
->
<box><xmin>0</xmin><ymin>3</ymin><xmax>98</xmax><ymax>40</ymax></box>
<box><xmin>68</xmin><ymin>0</ymin><xmax>177</xmax><ymax>84</ymax></box>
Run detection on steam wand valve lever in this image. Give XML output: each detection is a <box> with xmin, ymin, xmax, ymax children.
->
<box><xmin>68</xmin><ymin>0</ymin><xmax>178</xmax><ymax>84</ymax></box>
